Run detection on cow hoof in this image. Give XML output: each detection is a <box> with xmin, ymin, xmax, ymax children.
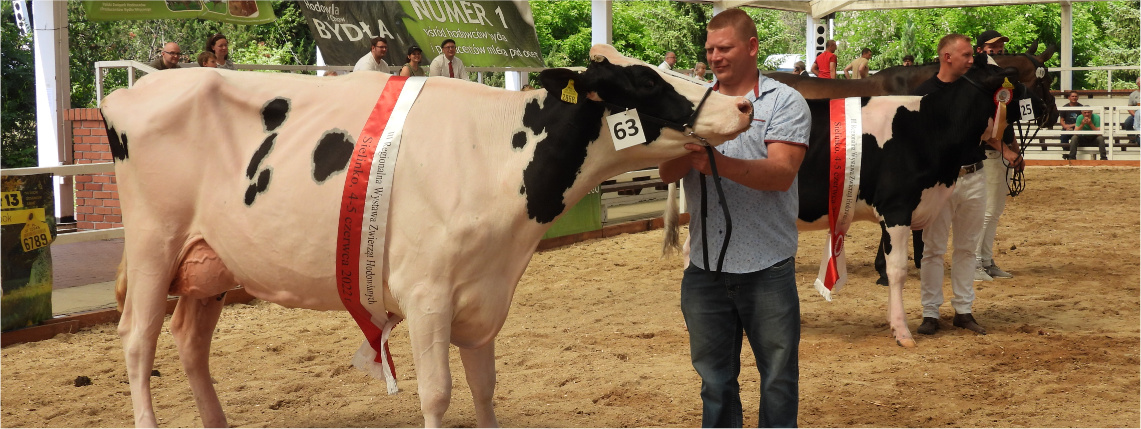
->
<box><xmin>896</xmin><ymin>338</ymin><xmax>917</xmax><ymax>348</ymax></box>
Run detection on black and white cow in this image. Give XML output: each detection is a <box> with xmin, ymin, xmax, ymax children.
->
<box><xmin>102</xmin><ymin>44</ymin><xmax>752</xmax><ymax>427</ymax></box>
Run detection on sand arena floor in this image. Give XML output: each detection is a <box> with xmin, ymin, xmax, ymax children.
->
<box><xmin>2</xmin><ymin>166</ymin><xmax>1138</xmax><ymax>427</ymax></box>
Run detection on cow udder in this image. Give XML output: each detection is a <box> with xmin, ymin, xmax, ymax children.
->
<box><xmin>169</xmin><ymin>240</ymin><xmax>238</xmax><ymax>298</ymax></box>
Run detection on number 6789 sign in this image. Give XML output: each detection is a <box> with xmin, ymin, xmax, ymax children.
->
<box><xmin>606</xmin><ymin>109</ymin><xmax>646</xmax><ymax>150</ymax></box>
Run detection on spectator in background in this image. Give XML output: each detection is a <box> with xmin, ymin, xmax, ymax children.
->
<box><xmin>429</xmin><ymin>39</ymin><xmax>466</xmax><ymax>79</ymax></box>
<box><xmin>197</xmin><ymin>52</ymin><xmax>218</xmax><ymax>68</ymax></box>
<box><xmin>205</xmin><ymin>33</ymin><xmax>235</xmax><ymax>70</ymax></box>
<box><xmin>354</xmin><ymin>37</ymin><xmax>390</xmax><ymax>73</ymax></box>
<box><xmin>399</xmin><ymin>45</ymin><xmax>426</xmax><ymax>77</ymax></box>
<box><xmin>691</xmin><ymin>61</ymin><xmax>709</xmax><ymax>81</ymax></box>
<box><xmin>1124</xmin><ymin>77</ymin><xmax>1139</xmax><ymax>144</ymax></box>
<box><xmin>1065</xmin><ymin>109</ymin><xmax>1108</xmax><ymax>160</ymax></box>
<box><xmin>659</xmin><ymin>51</ymin><xmax>677</xmax><ymax>70</ymax></box>
<box><xmin>811</xmin><ymin>40</ymin><xmax>837</xmax><ymax>78</ymax></box>
<box><xmin>842</xmin><ymin>48</ymin><xmax>872</xmax><ymax>79</ymax></box>
<box><xmin>1059</xmin><ymin>91</ymin><xmax>1084</xmax><ymax>148</ymax></box>
<box><xmin>149</xmin><ymin>42</ymin><xmax>182</xmax><ymax>70</ymax></box>
<box><xmin>902</xmin><ymin>54</ymin><xmax>915</xmax><ymax>66</ymax></box>
<box><xmin>792</xmin><ymin>61</ymin><xmax>808</xmax><ymax>76</ymax></box>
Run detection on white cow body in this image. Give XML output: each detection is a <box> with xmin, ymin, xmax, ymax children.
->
<box><xmin>105</xmin><ymin>45</ymin><xmax>752</xmax><ymax>427</ymax></box>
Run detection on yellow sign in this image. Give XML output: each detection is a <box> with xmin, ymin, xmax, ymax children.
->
<box><xmin>1</xmin><ymin>191</ymin><xmax>23</xmax><ymax>209</ymax></box>
<box><xmin>1</xmin><ymin>208</ymin><xmax>44</xmax><ymax>226</ymax></box>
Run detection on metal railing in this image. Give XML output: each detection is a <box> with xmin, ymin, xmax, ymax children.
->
<box><xmin>0</xmin><ymin>162</ymin><xmax>122</xmax><ymax>245</ymax></box>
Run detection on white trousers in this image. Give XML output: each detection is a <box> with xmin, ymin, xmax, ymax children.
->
<box><xmin>976</xmin><ymin>151</ymin><xmax>1010</xmax><ymax>267</ymax></box>
<box><xmin>920</xmin><ymin>168</ymin><xmax>986</xmax><ymax>318</ymax></box>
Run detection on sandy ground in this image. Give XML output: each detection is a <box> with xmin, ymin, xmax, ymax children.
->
<box><xmin>2</xmin><ymin>166</ymin><xmax>1138</xmax><ymax>428</ymax></box>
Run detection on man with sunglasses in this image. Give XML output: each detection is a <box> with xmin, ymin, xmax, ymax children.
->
<box><xmin>354</xmin><ymin>37</ymin><xmax>391</xmax><ymax>73</ymax></box>
<box><xmin>149</xmin><ymin>42</ymin><xmax>182</xmax><ymax>70</ymax></box>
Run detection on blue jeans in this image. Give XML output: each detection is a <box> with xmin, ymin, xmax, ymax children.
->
<box><xmin>681</xmin><ymin>257</ymin><xmax>800</xmax><ymax>428</ymax></box>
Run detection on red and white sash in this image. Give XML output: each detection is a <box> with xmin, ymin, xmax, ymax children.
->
<box><xmin>336</xmin><ymin>76</ymin><xmax>426</xmax><ymax>394</ymax></box>
<box><xmin>814</xmin><ymin>97</ymin><xmax>862</xmax><ymax>301</ymax></box>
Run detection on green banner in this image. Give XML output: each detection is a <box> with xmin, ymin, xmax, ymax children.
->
<box><xmin>299</xmin><ymin>0</ymin><xmax>543</xmax><ymax>68</ymax></box>
<box><xmin>83</xmin><ymin>0</ymin><xmax>277</xmax><ymax>25</ymax></box>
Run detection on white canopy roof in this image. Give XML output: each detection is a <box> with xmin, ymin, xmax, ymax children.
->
<box><xmin>715</xmin><ymin>0</ymin><xmax>1113</xmax><ymax>18</ymax></box>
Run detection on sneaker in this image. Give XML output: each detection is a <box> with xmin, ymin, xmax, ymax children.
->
<box><xmin>984</xmin><ymin>263</ymin><xmax>1013</xmax><ymax>279</ymax></box>
<box><xmin>974</xmin><ymin>266</ymin><xmax>993</xmax><ymax>282</ymax></box>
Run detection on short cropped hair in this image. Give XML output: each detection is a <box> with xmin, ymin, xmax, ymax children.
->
<box><xmin>707</xmin><ymin>8</ymin><xmax>757</xmax><ymax>41</ymax></box>
<box><xmin>937</xmin><ymin>34</ymin><xmax>970</xmax><ymax>55</ymax></box>
<box><xmin>441</xmin><ymin>38</ymin><xmax>456</xmax><ymax>48</ymax></box>
<box><xmin>861</xmin><ymin>48</ymin><xmax>872</xmax><ymax>55</ymax></box>
<box><xmin>370</xmin><ymin>36</ymin><xmax>387</xmax><ymax>47</ymax></box>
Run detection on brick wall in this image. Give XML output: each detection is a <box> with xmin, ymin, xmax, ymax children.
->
<box><xmin>66</xmin><ymin>108</ymin><xmax>121</xmax><ymax>231</ymax></box>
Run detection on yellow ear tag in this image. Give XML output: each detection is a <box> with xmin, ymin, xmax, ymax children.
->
<box><xmin>561</xmin><ymin>81</ymin><xmax>578</xmax><ymax>104</ymax></box>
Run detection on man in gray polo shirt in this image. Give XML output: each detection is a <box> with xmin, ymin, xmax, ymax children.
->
<box><xmin>659</xmin><ymin>7</ymin><xmax>810</xmax><ymax>428</ymax></box>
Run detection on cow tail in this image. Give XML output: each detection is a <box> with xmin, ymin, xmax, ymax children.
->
<box><xmin>662</xmin><ymin>181</ymin><xmax>681</xmax><ymax>256</ymax></box>
<box><xmin>115</xmin><ymin>257</ymin><xmax>128</xmax><ymax>313</ymax></box>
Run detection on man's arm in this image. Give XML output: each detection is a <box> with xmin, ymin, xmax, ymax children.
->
<box><xmin>842</xmin><ymin>61</ymin><xmax>854</xmax><ymax>79</ymax></box>
<box><xmin>858</xmin><ymin>62</ymin><xmax>869</xmax><ymax>79</ymax></box>
<box><xmin>810</xmin><ymin>61</ymin><xmax>820</xmax><ymax>76</ymax></box>
<box><xmin>829</xmin><ymin>60</ymin><xmax>837</xmax><ymax>79</ymax></box>
<box><xmin>685</xmin><ymin>142</ymin><xmax>806</xmax><ymax>191</ymax></box>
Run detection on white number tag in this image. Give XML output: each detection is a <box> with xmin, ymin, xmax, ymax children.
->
<box><xmin>607</xmin><ymin>109</ymin><xmax>646</xmax><ymax>150</ymax></box>
<box><xmin>1018</xmin><ymin>98</ymin><xmax>1035</xmax><ymax>122</ymax></box>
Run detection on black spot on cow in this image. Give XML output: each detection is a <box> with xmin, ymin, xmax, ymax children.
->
<box><xmin>262</xmin><ymin>98</ymin><xmax>290</xmax><ymax>132</ymax></box>
<box><xmin>245</xmin><ymin>168</ymin><xmax>272</xmax><ymax>206</ymax></box>
<box><xmin>519</xmin><ymin>184</ymin><xmax>526</xmax><ymax>195</ymax></box>
<box><xmin>247</xmin><ymin>134</ymin><xmax>276</xmax><ymax>180</ymax></box>
<box><xmin>511</xmin><ymin>131</ymin><xmax>527</xmax><ymax>150</ymax></box>
<box><xmin>519</xmin><ymin>59</ymin><xmax>696</xmax><ymax>223</ymax></box>
<box><xmin>312</xmin><ymin>129</ymin><xmax>355</xmax><ymax>183</ymax></box>
<box><xmin>103</xmin><ymin>122</ymin><xmax>129</xmax><ymax>161</ymax></box>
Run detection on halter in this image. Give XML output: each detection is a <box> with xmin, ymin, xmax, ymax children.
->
<box><xmin>595</xmin><ymin>86</ymin><xmax>731</xmax><ymax>277</ymax></box>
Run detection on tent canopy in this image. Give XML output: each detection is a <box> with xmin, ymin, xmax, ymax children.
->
<box><xmin>715</xmin><ymin>0</ymin><xmax>1112</xmax><ymax>18</ymax></box>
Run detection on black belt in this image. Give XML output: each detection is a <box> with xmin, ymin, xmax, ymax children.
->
<box><xmin>959</xmin><ymin>161</ymin><xmax>984</xmax><ymax>176</ymax></box>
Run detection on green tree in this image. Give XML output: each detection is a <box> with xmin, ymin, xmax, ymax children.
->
<box><xmin>1</xmin><ymin>1</ymin><xmax>37</xmax><ymax>168</ymax></box>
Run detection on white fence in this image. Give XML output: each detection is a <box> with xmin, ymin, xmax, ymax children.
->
<box><xmin>1</xmin><ymin>163</ymin><xmax>122</xmax><ymax>245</ymax></box>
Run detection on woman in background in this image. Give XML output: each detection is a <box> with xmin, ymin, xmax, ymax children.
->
<box><xmin>205</xmin><ymin>33</ymin><xmax>235</xmax><ymax>70</ymax></box>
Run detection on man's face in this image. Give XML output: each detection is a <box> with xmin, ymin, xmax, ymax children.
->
<box><xmin>162</xmin><ymin>43</ymin><xmax>181</xmax><ymax>67</ymax></box>
<box><xmin>705</xmin><ymin>26</ymin><xmax>757</xmax><ymax>87</ymax></box>
<box><xmin>862</xmin><ymin>51</ymin><xmax>872</xmax><ymax>59</ymax></box>
<box><xmin>665</xmin><ymin>52</ymin><xmax>676</xmax><ymax>66</ymax></box>
<box><xmin>441</xmin><ymin>42</ymin><xmax>457</xmax><ymax>59</ymax></box>
<box><xmin>979</xmin><ymin>41</ymin><xmax>1005</xmax><ymax>55</ymax></box>
<box><xmin>940</xmin><ymin>39</ymin><xmax>974</xmax><ymax>80</ymax></box>
<box><xmin>1068</xmin><ymin>92</ymin><xmax>1080</xmax><ymax>105</ymax></box>
<box><xmin>1082</xmin><ymin>110</ymin><xmax>1093</xmax><ymax>118</ymax></box>
<box><xmin>903</xmin><ymin>59</ymin><xmax>914</xmax><ymax>66</ymax></box>
<box><xmin>371</xmin><ymin>41</ymin><xmax>388</xmax><ymax>62</ymax></box>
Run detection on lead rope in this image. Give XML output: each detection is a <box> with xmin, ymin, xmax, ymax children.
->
<box><xmin>699</xmin><ymin>145</ymin><xmax>732</xmax><ymax>279</ymax></box>
<box><xmin>1008</xmin><ymin>112</ymin><xmax>1044</xmax><ymax>197</ymax></box>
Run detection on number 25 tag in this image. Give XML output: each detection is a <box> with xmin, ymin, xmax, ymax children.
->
<box><xmin>1018</xmin><ymin>98</ymin><xmax>1035</xmax><ymax>122</ymax></box>
<box><xmin>607</xmin><ymin>109</ymin><xmax>646</xmax><ymax>151</ymax></box>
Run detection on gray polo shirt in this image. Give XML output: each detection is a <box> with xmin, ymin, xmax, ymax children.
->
<box><xmin>683</xmin><ymin>72</ymin><xmax>811</xmax><ymax>273</ymax></box>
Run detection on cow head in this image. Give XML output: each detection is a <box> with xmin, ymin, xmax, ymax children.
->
<box><xmin>518</xmin><ymin>45</ymin><xmax>751</xmax><ymax>224</ymax></box>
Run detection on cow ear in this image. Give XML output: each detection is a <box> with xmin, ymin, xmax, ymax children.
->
<box><xmin>539</xmin><ymin>68</ymin><xmax>587</xmax><ymax>102</ymax></box>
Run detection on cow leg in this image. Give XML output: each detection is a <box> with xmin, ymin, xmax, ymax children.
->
<box><xmin>884</xmin><ymin>225</ymin><xmax>915</xmax><ymax>348</ymax></box>
<box><xmin>405</xmin><ymin>295</ymin><xmax>455</xmax><ymax>427</ymax></box>
<box><xmin>170</xmin><ymin>295</ymin><xmax>228</xmax><ymax>428</ymax></box>
<box><xmin>118</xmin><ymin>245</ymin><xmax>178</xmax><ymax>427</ymax></box>
<box><xmin>459</xmin><ymin>343</ymin><xmax>499</xmax><ymax>427</ymax></box>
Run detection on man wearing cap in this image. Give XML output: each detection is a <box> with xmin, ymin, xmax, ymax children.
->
<box><xmin>973</xmin><ymin>29</ymin><xmax>1023</xmax><ymax>283</ymax></box>
<box><xmin>354</xmin><ymin>37</ymin><xmax>390</xmax><ymax>73</ymax></box>
<box><xmin>429</xmin><ymin>39</ymin><xmax>466</xmax><ymax>79</ymax></box>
